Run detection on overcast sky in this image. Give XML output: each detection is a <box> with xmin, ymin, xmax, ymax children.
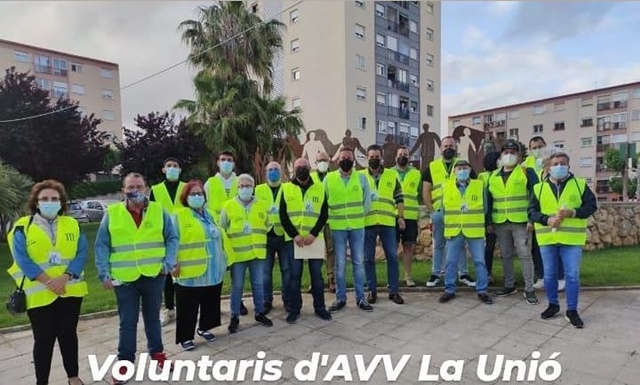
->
<box><xmin>2</xmin><ymin>1</ymin><xmax>640</xmax><ymax>137</ymax></box>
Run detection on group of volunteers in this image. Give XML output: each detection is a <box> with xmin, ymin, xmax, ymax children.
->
<box><xmin>7</xmin><ymin>133</ymin><xmax>597</xmax><ymax>385</ymax></box>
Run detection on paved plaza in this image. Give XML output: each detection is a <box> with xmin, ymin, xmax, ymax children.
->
<box><xmin>1</xmin><ymin>289</ymin><xmax>639</xmax><ymax>385</ymax></box>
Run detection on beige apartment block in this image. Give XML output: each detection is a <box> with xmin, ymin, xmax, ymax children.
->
<box><xmin>251</xmin><ymin>0</ymin><xmax>441</xmax><ymax>166</ymax></box>
<box><xmin>449</xmin><ymin>81</ymin><xmax>640</xmax><ymax>202</ymax></box>
<box><xmin>0</xmin><ymin>39</ymin><xmax>122</xmax><ymax>143</ymax></box>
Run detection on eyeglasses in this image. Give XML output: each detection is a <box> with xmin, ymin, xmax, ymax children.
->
<box><xmin>188</xmin><ymin>192</ymin><xmax>204</xmax><ymax>196</ymax></box>
<box><xmin>38</xmin><ymin>197</ymin><xmax>60</xmax><ymax>202</ymax></box>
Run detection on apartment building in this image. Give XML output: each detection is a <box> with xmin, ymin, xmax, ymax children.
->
<box><xmin>448</xmin><ymin>81</ymin><xmax>640</xmax><ymax>201</ymax></box>
<box><xmin>0</xmin><ymin>39</ymin><xmax>122</xmax><ymax>142</ymax></box>
<box><xmin>252</xmin><ymin>0</ymin><xmax>441</xmax><ymax>165</ymax></box>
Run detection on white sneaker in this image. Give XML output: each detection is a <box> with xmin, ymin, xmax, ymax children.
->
<box><xmin>533</xmin><ymin>278</ymin><xmax>545</xmax><ymax>289</ymax></box>
<box><xmin>558</xmin><ymin>279</ymin><xmax>566</xmax><ymax>292</ymax></box>
<box><xmin>161</xmin><ymin>308</ymin><xmax>175</xmax><ymax>326</ymax></box>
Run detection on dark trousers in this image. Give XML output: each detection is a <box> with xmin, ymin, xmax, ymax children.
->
<box><xmin>174</xmin><ymin>283</ymin><xmax>222</xmax><ymax>344</ymax></box>
<box><xmin>164</xmin><ymin>273</ymin><xmax>175</xmax><ymax>310</ymax></box>
<box><xmin>285</xmin><ymin>241</ymin><xmax>326</xmax><ymax>314</ymax></box>
<box><xmin>27</xmin><ymin>296</ymin><xmax>83</xmax><ymax>385</ymax></box>
<box><xmin>485</xmin><ymin>231</ymin><xmax>497</xmax><ymax>275</ymax></box>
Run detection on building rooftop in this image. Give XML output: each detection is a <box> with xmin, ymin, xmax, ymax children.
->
<box><xmin>0</xmin><ymin>38</ymin><xmax>118</xmax><ymax>67</ymax></box>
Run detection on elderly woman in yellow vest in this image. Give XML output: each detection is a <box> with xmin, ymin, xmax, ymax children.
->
<box><xmin>438</xmin><ymin>161</ymin><xmax>493</xmax><ymax>305</ymax></box>
<box><xmin>528</xmin><ymin>152</ymin><xmax>597</xmax><ymax>329</ymax></box>
<box><xmin>171</xmin><ymin>180</ymin><xmax>229</xmax><ymax>351</ymax></box>
<box><xmin>220</xmin><ymin>173</ymin><xmax>273</xmax><ymax>333</ymax></box>
<box><xmin>7</xmin><ymin>179</ymin><xmax>88</xmax><ymax>385</ymax></box>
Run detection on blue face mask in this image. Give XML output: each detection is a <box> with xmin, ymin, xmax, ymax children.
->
<box><xmin>187</xmin><ymin>195</ymin><xmax>205</xmax><ymax>209</ymax></box>
<box><xmin>126</xmin><ymin>191</ymin><xmax>146</xmax><ymax>204</ymax></box>
<box><xmin>456</xmin><ymin>169</ymin><xmax>471</xmax><ymax>181</ymax></box>
<box><xmin>550</xmin><ymin>165</ymin><xmax>569</xmax><ymax>180</ymax></box>
<box><xmin>267</xmin><ymin>169</ymin><xmax>281</xmax><ymax>184</ymax></box>
<box><xmin>165</xmin><ymin>167</ymin><xmax>180</xmax><ymax>181</ymax></box>
<box><xmin>39</xmin><ymin>201</ymin><xmax>61</xmax><ymax>219</ymax></box>
<box><xmin>219</xmin><ymin>161</ymin><xmax>234</xmax><ymax>174</ymax></box>
<box><xmin>238</xmin><ymin>187</ymin><xmax>253</xmax><ymax>201</ymax></box>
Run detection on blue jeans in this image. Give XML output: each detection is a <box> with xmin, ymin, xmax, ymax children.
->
<box><xmin>364</xmin><ymin>225</ymin><xmax>400</xmax><ymax>294</ymax></box>
<box><xmin>444</xmin><ymin>235</ymin><xmax>489</xmax><ymax>294</ymax></box>
<box><xmin>263</xmin><ymin>236</ymin><xmax>291</xmax><ymax>307</ymax></box>
<box><xmin>432</xmin><ymin>210</ymin><xmax>468</xmax><ymax>275</ymax></box>
<box><xmin>286</xmin><ymin>241</ymin><xmax>326</xmax><ymax>314</ymax></box>
<box><xmin>114</xmin><ymin>274</ymin><xmax>165</xmax><ymax>362</ymax></box>
<box><xmin>333</xmin><ymin>228</ymin><xmax>366</xmax><ymax>303</ymax></box>
<box><xmin>541</xmin><ymin>245</ymin><xmax>581</xmax><ymax>311</ymax></box>
<box><xmin>230</xmin><ymin>259</ymin><xmax>265</xmax><ymax>317</ymax></box>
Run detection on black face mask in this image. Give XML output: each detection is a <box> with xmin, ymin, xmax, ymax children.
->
<box><xmin>339</xmin><ymin>159</ymin><xmax>354</xmax><ymax>172</ymax></box>
<box><xmin>368</xmin><ymin>159</ymin><xmax>381</xmax><ymax>170</ymax></box>
<box><xmin>442</xmin><ymin>148</ymin><xmax>456</xmax><ymax>160</ymax></box>
<box><xmin>295</xmin><ymin>167</ymin><xmax>310</xmax><ymax>181</ymax></box>
<box><xmin>397</xmin><ymin>156</ymin><xmax>409</xmax><ymax>167</ymax></box>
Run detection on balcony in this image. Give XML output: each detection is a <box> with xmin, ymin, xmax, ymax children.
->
<box><xmin>34</xmin><ymin>65</ymin><xmax>52</xmax><ymax>74</ymax></box>
<box><xmin>387</xmin><ymin>20</ymin><xmax>398</xmax><ymax>33</ymax></box>
<box><xmin>388</xmin><ymin>80</ymin><xmax>410</xmax><ymax>92</ymax></box>
<box><xmin>597</xmin><ymin>102</ymin><xmax>611</xmax><ymax>112</ymax></box>
<box><xmin>612</xmin><ymin>122</ymin><xmax>627</xmax><ymax>130</ymax></box>
<box><xmin>596</xmin><ymin>144</ymin><xmax>612</xmax><ymax>152</ymax></box>
<box><xmin>483</xmin><ymin>120</ymin><xmax>506</xmax><ymax>129</ymax></box>
<box><xmin>384</xmin><ymin>106</ymin><xmax>411</xmax><ymax>120</ymax></box>
<box><xmin>393</xmin><ymin>1</ymin><xmax>410</xmax><ymax>9</ymax></box>
<box><xmin>388</xmin><ymin>50</ymin><xmax>410</xmax><ymax>65</ymax></box>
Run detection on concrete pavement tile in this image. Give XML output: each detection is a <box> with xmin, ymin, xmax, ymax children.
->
<box><xmin>520</xmin><ymin>318</ymin><xmax>566</xmax><ymax>337</ymax></box>
<box><xmin>491</xmin><ymin>337</ymin><xmax>541</xmax><ymax>360</ymax></box>
<box><xmin>614</xmin><ymin>361</ymin><xmax>640</xmax><ymax>385</ymax></box>
<box><xmin>363</xmin><ymin>333</ymin><xmax>409</xmax><ymax>351</ymax></box>
<box><xmin>270</xmin><ymin>330</ymin><xmax>334</xmax><ymax>359</ymax></box>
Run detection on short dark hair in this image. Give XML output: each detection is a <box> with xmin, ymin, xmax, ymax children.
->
<box><xmin>217</xmin><ymin>150</ymin><xmax>235</xmax><ymax>161</ymax></box>
<box><xmin>163</xmin><ymin>157</ymin><xmax>179</xmax><ymax>167</ymax></box>
<box><xmin>529</xmin><ymin>136</ymin><xmax>546</xmax><ymax>147</ymax></box>
<box><xmin>367</xmin><ymin>144</ymin><xmax>383</xmax><ymax>156</ymax></box>
<box><xmin>339</xmin><ymin>147</ymin><xmax>354</xmax><ymax>156</ymax></box>
<box><xmin>123</xmin><ymin>172</ymin><xmax>147</xmax><ymax>187</ymax></box>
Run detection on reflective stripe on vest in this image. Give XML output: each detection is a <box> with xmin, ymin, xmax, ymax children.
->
<box><xmin>398</xmin><ymin>168</ymin><xmax>421</xmax><ymax>220</ymax></box>
<box><xmin>282</xmin><ymin>182</ymin><xmax>326</xmax><ymax>241</ymax></box>
<box><xmin>533</xmin><ymin>178</ymin><xmax>588</xmax><ymax>246</ymax></box>
<box><xmin>107</xmin><ymin>202</ymin><xmax>166</xmax><ymax>282</ymax></box>
<box><xmin>488</xmin><ymin>166</ymin><xmax>529</xmax><ymax>223</ymax></box>
<box><xmin>223</xmin><ymin>199</ymin><xmax>269</xmax><ymax>264</ymax></box>
<box><xmin>443</xmin><ymin>180</ymin><xmax>485</xmax><ymax>239</ymax></box>
<box><xmin>254</xmin><ymin>183</ymin><xmax>284</xmax><ymax>236</ymax></box>
<box><xmin>429</xmin><ymin>159</ymin><xmax>456</xmax><ymax>211</ymax></box>
<box><xmin>206</xmin><ymin>176</ymin><xmax>238</xmax><ymax>222</ymax></box>
<box><xmin>326</xmin><ymin>171</ymin><xmax>366</xmax><ymax>230</ymax></box>
<box><xmin>151</xmin><ymin>182</ymin><xmax>186</xmax><ymax>214</ymax></box>
<box><xmin>6</xmin><ymin>216</ymin><xmax>88</xmax><ymax>310</ymax></box>
<box><xmin>361</xmin><ymin>169</ymin><xmax>398</xmax><ymax>227</ymax></box>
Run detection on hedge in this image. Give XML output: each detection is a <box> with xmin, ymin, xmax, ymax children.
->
<box><xmin>68</xmin><ymin>180</ymin><xmax>121</xmax><ymax>199</ymax></box>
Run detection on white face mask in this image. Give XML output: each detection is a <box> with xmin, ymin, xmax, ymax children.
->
<box><xmin>501</xmin><ymin>153</ymin><xmax>517</xmax><ymax>167</ymax></box>
<box><xmin>531</xmin><ymin>148</ymin><xmax>545</xmax><ymax>159</ymax></box>
<box><xmin>317</xmin><ymin>161</ymin><xmax>329</xmax><ymax>173</ymax></box>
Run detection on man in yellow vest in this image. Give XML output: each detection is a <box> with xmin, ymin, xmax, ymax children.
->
<box><xmin>279</xmin><ymin>157</ymin><xmax>332</xmax><ymax>323</ymax></box>
<box><xmin>362</xmin><ymin>144</ymin><xmax>405</xmax><ymax>305</ymax></box>
<box><xmin>311</xmin><ymin>151</ymin><xmax>335</xmax><ymax>292</ymax></box>
<box><xmin>478</xmin><ymin>151</ymin><xmax>501</xmax><ymax>283</ymax></box>
<box><xmin>150</xmin><ymin>157</ymin><xmax>186</xmax><ymax>327</ymax></box>
<box><xmin>394</xmin><ymin>146</ymin><xmax>422</xmax><ymax>287</ymax></box>
<box><xmin>438</xmin><ymin>160</ymin><xmax>493</xmax><ymax>304</ymax></box>
<box><xmin>487</xmin><ymin>140</ymin><xmax>539</xmax><ymax>305</ymax></box>
<box><xmin>255</xmin><ymin>161</ymin><xmax>289</xmax><ymax>315</ymax></box>
<box><xmin>528</xmin><ymin>152</ymin><xmax>597</xmax><ymax>328</ymax></box>
<box><xmin>422</xmin><ymin>136</ymin><xmax>475</xmax><ymax>287</ymax></box>
<box><xmin>324</xmin><ymin>147</ymin><xmax>373</xmax><ymax>312</ymax></box>
<box><xmin>95</xmin><ymin>173</ymin><xmax>178</xmax><ymax>381</ymax></box>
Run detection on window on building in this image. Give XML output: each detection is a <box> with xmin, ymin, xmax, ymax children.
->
<box><xmin>357</xmin><ymin>117</ymin><xmax>367</xmax><ymax>130</ymax></box>
<box><xmin>356</xmin><ymin>54</ymin><xmax>366</xmax><ymax>69</ymax></box>
<box><xmin>509</xmin><ymin>110</ymin><xmax>519</xmax><ymax>119</ymax></box>
<box><xmin>427</xmin><ymin>104</ymin><xmax>434</xmax><ymax>117</ymax></box>
<box><xmin>103</xmin><ymin>110</ymin><xmax>115</xmax><ymax>121</ymax></box>
<box><xmin>399</xmin><ymin>123</ymin><xmax>410</xmax><ymax>133</ymax></box>
<box><xmin>410</xmin><ymin>101</ymin><xmax>418</xmax><ymax>112</ymax></box>
<box><xmin>52</xmin><ymin>82</ymin><xmax>68</xmax><ymax>99</ymax></box>
<box><xmin>409</xmin><ymin>20</ymin><xmax>418</xmax><ymax>33</ymax></box>
<box><xmin>597</xmin><ymin>116</ymin><xmax>611</xmax><ymax>131</ymax></box>
<box><xmin>426</xmin><ymin>79</ymin><xmax>434</xmax><ymax>93</ymax></box>
<box><xmin>553</xmin><ymin>101</ymin><xmax>565</xmax><ymax>111</ymax></box>
<box><xmin>376</xmin><ymin>63</ymin><xmax>386</xmax><ymax>76</ymax></box>
<box><xmin>34</xmin><ymin>55</ymin><xmax>50</xmax><ymax>73</ymax></box>
<box><xmin>426</xmin><ymin>28</ymin><xmax>434</xmax><ymax>41</ymax></box>
<box><xmin>633</xmin><ymin>89</ymin><xmax>640</xmax><ymax>99</ymax></box>
<box><xmin>554</xmin><ymin>121</ymin><xmax>565</xmax><ymax>131</ymax></box>
<box><xmin>292</xmin><ymin>97</ymin><xmax>301</xmax><ymax>109</ymax></box>
<box><xmin>533</xmin><ymin>104</ymin><xmax>546</xmax><ymax>115</ymax></box>
<box><xmin>291</xmin><ymin>39</ymin><xmax>300</xmax><ymax>53</ymax></box>
<box><xmin>376</xmin><ymin>92</ymin><xmax>386</xmax><ymax>105</ymax></box>
<box><xmin>580</xmin><ymin>157</ymin><xmax>593</xmax><ymax>168</ymax></box>
<box><xmin>52</xmin><ymin>58</ymin><xmax>68</xmax><ymax>76</ymax></box>
<box><xmin>355</xmin><ymin>0</ymin><xmax>364</xmax><ymax>8</ymax></box>
<box><xmin>375</xmin><ymin>3</ymin><xmax>385</xmax><ymax>17</ymax></box>
<box><xmin>410</xmin><ymin>126</ymin><xmax>419</xmax><ymax>138</ymax></box>
<box><xmin>597</xmin><ymin>95</ymin><xmax>611</xmax><ymax>111</ymax></box>
<box><xmin>581</xmin><ymin>117</ymin><xmax>593</xmax><ymax>127</ymax></box>
<box><xmin>495</xmin><ymin>112</ymin><xmax>506</xmax><ymax>121</ymax></box>
<box><xmin>102</xmin><ymin>89</ymin><xmax>114</xmax><ymax>100</ymax></box>
<box><xmin>291</xmin><ymin>68</ymin><xmax>300</xmax><ymax>81</ymax></box>
<box><xmin>34</xmin><ymin>78</ymin><xmax>51</xmax><ymax>91</ymax></box>
<box><xmin>101</xmin><ymin>68</ymin><xmax>113</xmax><ymax>79</ymax></box>
<box><xmin>409</xmin><ymin>48</ymin><xmax>418</xmax><ymax>60</ymax></box>
<box><xmin>426</xmin><ymin>1</ymin><xmax>434</xmax><ymax>14</ymax></box>
<box><xmin>553</xmin><ymin>140</ymin><xmax>565</xmax><ymax>149</ymax></box>
<box><xmin>410</xmin><ymin>74</ymin><xmax>418</xmax><ymax>86</ymax></box>
<box><xmin>581</xmin><ymin>137</ymin><xmax>593</xmax><ymax>147</ymax></box>
<box><xmin>71</xmin><ymin>63</ymin><xmax>83</xmax><ymax>73</ymax></box>
<box><xmin>376</xmin><ymin>33</ymin><xmax>385</xmax><ymax>47</ymax></box>
<box><xmin>632</xmin><ymin>110</ymin><xmax>640</xmax><ymax>121</ymax></box>
<box><xmin>612</xmin><ymin>113</ymin><xmax>627</xmax><ymax>129</ymax></box>
<box><xmin>356</xmin><ymin>87</ymin><xmax>366</xmax><ymax>101</ymax></box>
<box><xmin>613</xmin><ymin>92</ymin><xmax>628</xmax><ymax>109</ymax></box>
<box><xmin>290</xmin><ymin>9</ymin><xmax>299</xmax><ymax>24</ymax></box>
<box><xmin>509</xmin><ymin>128</ymin><xmax>519</xmax><ymax>140</ymax></box>
<box><xmin>612</xmin><ymin>133</ymin><xmax>627</xmax><ymax>143</ymax></box>
<box><xmin>14</xmin><ymin>51</ymin><xmax>29</xmax><ymax>63</ymax></box>
<box><xmin>355</xmin><ymin>24</ymin><xmax>365</xmax><ymax>39</ymax></box>
<box><xmin>377</xmin><ymin>120</ymin><xmax>387</xmax><ymax>134</ymax></box>
<box><xmin>387</xmin><ymin>121</ymin><xmax>396</xmax><ymax>135</ymax></box>
<box><xmin>472</xmin><ymin>116</ymin><xmax>481</xmax><ymax>125</ymax></box>
<box><xmin>71</xmin><ymin>84</ymin><xmax>85</xmax><ymax>95</ymax></box>
<box><xmin>397</xmin><ymin>68</ymin><xmax>408</xmax><ymax>84</ymax></box>
<box><xmin>581</xmin><ymin>96</ymin><xmax>593</xmax><ymax>107</ymax></box>
<box><xmin>533</xmin><ymin>124</ymin><xmax>543</xmax><ymax>133</ymax></box>
<box><xmin>426</xmin><ymin>53</ymin><xmax>434</xmax><ymax>66</ymax></box>
<box><xmin>387</xmin><ymin>36</ymin><xmax>398</xmax><ymax>51</ymax></box>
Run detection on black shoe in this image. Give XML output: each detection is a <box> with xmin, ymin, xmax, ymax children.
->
<box><xmin>478</xmin><ymin>293</ymin><xmax>493</xmax><ymax>305</ymax></box>
<box><xmin>357</xmin><ymin>300</ymin><xmax>373</xmax><ymax>312</ymax></box>
<box><xmin>495</xmin><ymin>286</ymin><xmax>517</xmax><ymax>297</ymax></box>
<box><xmin>426</xmin><ymin>274</ymin><xmax>440</xmax><ymax>287</ymax></box>
<box><xmin>541</xmin><ymin>304</ymin><xmax>560</xmax><ymax>320</ymax></box>
<box><xmin>240</xmin><ymin>301</ymin><xmax>248</xmax><ymax>316</ymax></box>
<box><xmin>524</xmin><ymin>291</ymin><xmax>539</xmax><ymax>305</ymax></box>
<box><xmin>315</xmin><ymin>309</ymin><xmax>332</xmax><ymax>320</ymax></box>
<box><xmin>255</xmin><ymin>313</ymin><xmax>273</xmax><ymax>327</ymax></box>
<box><xmin>565</xmin><ymin>310</ymin><xmax>584</xmax><ymax>328</ymax></box>
<box><xmin>439</xmin><ymin>292</ymin><xmax>455</xmax><ymax>303</ymax></box>
<box><xmin>389</xmin><ymin>293</ymin><xmax>404</xmax><ymax>305</ymax></box>
<box><xmin>286</xmin><ymin>313</ymin><xmax>299</xmax><ymax>324</ymax></box>
<box><xmin>263</xmin><ymin>302</ymin><xmax>273</xmax><ymax>315</ymax></box>
<box><xmin>367</xmin><ymin>292</ymin><xmax>377</xmax><ymax>304</ymax></box>
<box><xmin>328</xmin><ymin>300</ymin><xmax>346</xmax><ymax>313</ymax></box>
<box><xmin>228</xmin><ymin>317</ymin><xmax>239</xmax><ymax>333</ymax></box>
<box><xmin>459</xmin><ymin>274</ymin><xmax>476</xmax><ymax>287</ymax></box>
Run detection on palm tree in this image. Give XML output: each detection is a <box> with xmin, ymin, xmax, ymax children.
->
<box><xmin>0</xmin><ymin>160</ymin><xmax>32</xmax><ymax>242</ymax></box>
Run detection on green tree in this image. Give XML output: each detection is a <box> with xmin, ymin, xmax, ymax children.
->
<box><xmin>609</xmin><ymin>177</ymin><xmax>637</xmax><ymax>197</ymax></box>
<box><xmin>0</xmin><ymin>160</ymin><xmax>32</xmax><ymax>242</ymax></box>
<box><xmin>604</xmin><ymin>147</ymin><xmax>637</xmax><ymax>200</ymax></box>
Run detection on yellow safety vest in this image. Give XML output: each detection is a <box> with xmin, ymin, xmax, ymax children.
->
<box><xmin>7</xmin><ymin>216</ymin><xmax>88</xmax><ymax>310</ymax></box>
<box><xmin>206</xmin><ymin>176</ymin><xmax>238</xmax><ymax>221</ymax></box>
<box><xmin>533</xmin><ymin>178</ymin><xmax>588</xmax><ymax>246</ymax></box>
<box><xmin>151</xmin><ymin>182</ymin><xmax>186</xmax><ymax>214</ymax></box>
<box><xmin>326</xmin><ymin>171</ymin><xmax>366</xmax><ymax>230</ymax></box>
<box><xmin>478</xmin><ymin>171</ymin><xmax>490</xmax><ymax>187</ymax></box>
<box><xmin>396</xmin><ymin>167</ymin><xmax>421</xmax><ymax>220</ymax></box>
<box><xmin>488</xmin><ymin>166</ymin><xmax>529</xmax><ymax>224</ymax></box>
<box><xmin>223</xmin><ymin>199</ymin><xmax>268</xmax><ymax>264</ymax></box>
<box><xmin>361</xmin><ymin>168</ymin><xmax>398</xmax><ymax>227</ymax></box>
<box><xmin>254</xmin><ymin>183</ymin><xmax>284</xmax><ymax>236</ymax></box>
<box><xmin>443</xmin><ymin>180</ymin><xmax>485</xmax><ymax>239</ymax></box>
<box><xmin>523</xmin><ymin>156</ymin><xmax>544</xmax><ymax>180</ymax></box>
<box><xmin>311</xmin><ymin>171</ymin><xmax>327</xmax><ymax>184</ymax></box>
<box><xmin>107</xmin><ymin>202</ymin><xmax>166</xmax><ymax>282</ymax></box>
<box><xmin>429</xmin><ymin>159</ymin><xmax>456</xmax><ymax>210</ymax></box>
<box><xmin>281</xmin><ymin>181</ymin><xmax>325</xmax><ymax>241</ymax></box>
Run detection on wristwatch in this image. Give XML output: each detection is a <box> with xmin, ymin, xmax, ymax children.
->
<box><xmin>64</xmin><ymin>271</ymin><xmax>74</xmax><ymax>279</ymax></box>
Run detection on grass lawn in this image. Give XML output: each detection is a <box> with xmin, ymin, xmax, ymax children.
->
<box><xmin>1</xmin><ymin>223</ymin><xmax>639</xmax><ymax>328</ymax></box>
